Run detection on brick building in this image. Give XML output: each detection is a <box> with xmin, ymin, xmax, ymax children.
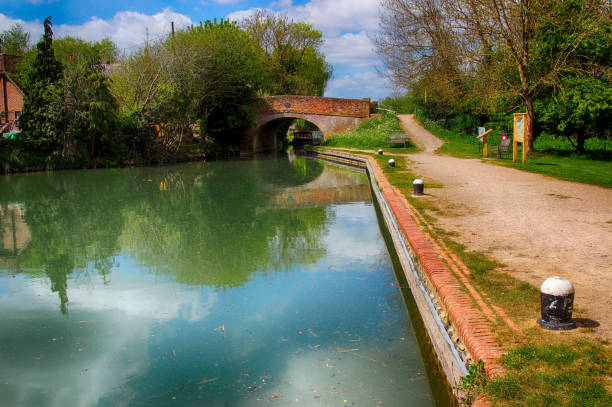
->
<box><xmin>0</xmin><ymin>53</ymin><xmax>24</xmax><ymax>133</ymax></box>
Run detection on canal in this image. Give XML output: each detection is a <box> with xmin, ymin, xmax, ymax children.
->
<box><xmin>0</xmin><ymin>156</ymin><xmax>452</xmax><ymax>406</ymax></box>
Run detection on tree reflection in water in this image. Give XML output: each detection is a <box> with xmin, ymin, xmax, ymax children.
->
<box><xmin>0</xmin><ymin>157</ymin><xmax>370</xmax><ymax>312</ymax></box>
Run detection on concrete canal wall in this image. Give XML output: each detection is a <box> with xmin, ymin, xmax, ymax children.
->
<box><xmin>310</xmin><ymin>150</ymin><xmax>504</xmax><ymax>406</ymax></box>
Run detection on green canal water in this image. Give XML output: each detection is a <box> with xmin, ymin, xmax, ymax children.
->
<box><xmin>0</xmin><ymin>156</ymin><xmax>452</xmax><ymax>406</ymax></box>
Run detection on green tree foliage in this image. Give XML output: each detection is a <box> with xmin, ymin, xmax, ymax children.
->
<box><xmin>376</xmin><ymin>0</ymin><xmax>611</xmax><ymax>152</ymax></box>
<box><xmin>112</xmin><ymin>19</ymin><xmax>269</xmax><ymax>150</ymax></box>
<box><xmin>55</xmin><ymin>37</ymin><xmax>118</xmax><ymax>159</ymax></box>
<box><xmin>109</xmin><ymin>41</ymin><xmax>171</xmax><ymax>156</ymax></box>
<box><xmin>18</xmin><ymin>18</ymin><xmax>64</xmax><ymax>152</ymax></box>
<box><xmin>54</xmin><ymin>36</ymin><xmax>118</xmax><ymax>65</ymax></box>
<box><xmin>0</xmin><ymin>24</ymin><xmax>31</xmax><ymax>55</ymax></box>
<box><xmin>241</xmin><ymin>10</ymin><xmax>332</xmax><ymax>96</ymax></box>
<box><xmin>537</xmin><ymin>76</ymin><xmax>611</xmax><ymax>153</ymax></box>
<box><xmin>168</xmin><ymin>20</ymin><xmax>268</xmax><ymax>145</ymax></box>
<box><xmin>17</xmin><ymin>20</ymin><xmax>120</xmax><ymax>162</ymax></box>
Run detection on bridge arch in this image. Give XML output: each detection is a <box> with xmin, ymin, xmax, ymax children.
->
<box><xmin>245</xmin><ymin>95</ymin><xmax>373</xmax><ymax>152</ymax></box>
<box><xmin>251</xmin><ymin>113</ymin><xmax>327</xmax><ymax>152</ymax></box>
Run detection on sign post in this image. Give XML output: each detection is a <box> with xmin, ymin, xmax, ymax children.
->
<box><xmin>513</xmin><ymin>113</ymin><xmax>528</xmax><ymax>164</ymax></box>
<box><xmin>477</xmin><ymin>128</ymin><xmax>493</xmax><ymax>157</ymax></box>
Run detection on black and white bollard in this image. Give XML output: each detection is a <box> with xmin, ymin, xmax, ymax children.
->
<box><xmin>413</xmin><ymin>179</ymin><xmax>424</xmax><ymax>196</ymax></box>
<box><xmin>388</xmin><ymin>159</ymin><xmax>395</xmax><ymax>168</ymax></box>
<box><xmin>378</xmin><ymin>149</ymin><xmax>383</xmax><ymax>155</ymax></box>
<box><xmin>538</xmin><ymin>276</ymin><xmax>577</xmax><ymax>330</ymax></box>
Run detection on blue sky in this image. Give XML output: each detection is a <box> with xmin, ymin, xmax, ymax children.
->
<box><xmin>0</xmin><ymin>0</ymin><xmax>396</xmax><ymax>100</ymax></box>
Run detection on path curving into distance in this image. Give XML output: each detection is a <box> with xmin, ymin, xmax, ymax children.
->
<box><xmin>398</xmin><ymin>114</ymin><xmax>612</xmax><ymax>339</ymax></box>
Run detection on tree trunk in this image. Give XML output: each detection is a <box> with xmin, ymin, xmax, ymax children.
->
<box><xmin>89</xmin><ymin>137</ymin><xmax>95</xmax><ymax>159</ymax></box>
<box><xmin>524</xmin><ymin>95</ymin><xmax>535</xmax><ymax>152</ymax></box>
<box><xmin>576</xmin><ymin>132</ymin><xmax>585</xmax><ymax>153</ymax></box>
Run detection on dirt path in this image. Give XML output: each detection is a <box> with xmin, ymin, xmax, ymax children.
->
<box><xmin>398</xmin><ymin>114</ymin><xmax>612</xmax><ymax>339</ymax></box>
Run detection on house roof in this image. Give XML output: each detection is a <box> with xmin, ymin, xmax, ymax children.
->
<box><xmin>0</xmin><ymin>54</ymin><xmax>21</xmax><ymax>75</ymax></box>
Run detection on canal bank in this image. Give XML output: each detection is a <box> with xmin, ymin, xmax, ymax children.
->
<box><xmin>309</xmin><ymin>149</ymin><xmax>505</xmax><ymax>406</ymax></box>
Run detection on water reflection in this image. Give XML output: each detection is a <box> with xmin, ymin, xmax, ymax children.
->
<box><xmin>0</xmin><ymin>157</ymin><xmax>435</xmax><ymax>407</ymax></box>
<box><xmin>0</xmin><ymin>157</ymin><xmax>369</xmax><ymax>309</ymax></box>
<box><xmin>0</xmin><ymin>203</ymin><xmax>31</xmax><ymax>256</ymax></box>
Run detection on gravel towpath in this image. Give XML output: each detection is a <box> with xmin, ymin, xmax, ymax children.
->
<box><xmin>398</xmin><ymin>114</ymin><xmax>612</xmax><ymax>338</ymax></box>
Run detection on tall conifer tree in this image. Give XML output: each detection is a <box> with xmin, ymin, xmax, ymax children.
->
<box><xmin>19</xmin><ymin>17</ymin><xmax>64</xmax><ymax>151</ymax></box>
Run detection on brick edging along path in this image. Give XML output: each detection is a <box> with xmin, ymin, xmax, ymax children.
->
<box><xmin>364</xmin><ymin>154</ymin><xmax>506</xmax><ymax>378</ymax></box>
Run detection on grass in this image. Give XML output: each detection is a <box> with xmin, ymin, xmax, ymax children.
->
<box><xmin>458</xmin><ymin>340</ymin><xmax>611</xmax><ymax>407</ymax></box>
<box><xmin>418</xmin><ymin>114</ymin><xmax>612</xmax><ymax>188</ymax></box>
<box><xmin>317</xmin><ymin>143</ymin><xmax>612</xmax><ymax>406</ymax></box>
<box><xmin>322</xmin><ymin>111</ymin><xmax>419</xmax><ymax>152</ymax></box>
<box><xmin>488</xmin><ymin>341</ymin><xmax>611</xmax><ymax>407</ymax></box>
<box><xmin>384</xmin><ymin>155</ymin><xmax>612</xmax><ymax>406</ymax></box>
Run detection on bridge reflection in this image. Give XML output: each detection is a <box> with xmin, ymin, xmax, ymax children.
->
<box><xmin>271</xmin><ymin>165</ymin><xmax>371</xmax><ymax>209</ymax></box>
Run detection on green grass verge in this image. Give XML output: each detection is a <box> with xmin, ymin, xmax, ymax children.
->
<box><xmin>322</xmin><ymin>111</ymin><xmax>419</xmax><ymax>152</ymax></box>
<box><xmin>492</xmin><ymin>341</ymin><xmax>611</xmax><ymax>407</ymax></box>
<box><xmin>418</xmin><ymin>115</ymin><xmax>612</xmax><ymax>188</ymax></box>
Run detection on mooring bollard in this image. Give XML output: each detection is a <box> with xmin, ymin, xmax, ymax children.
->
<box><xmin>388</xmin><ymin>159</ymin><xmax>395</xmax><ymax>167</ymax></box>
<box><xmin>378</xmin><ymin>149</ymin><xmax>383</xmax><ymax>155</ymax></box>
<box><xmin>538</xmin><ymin>276</ymin><xmax>577</xmax><ymax>330</ymax></box>
<box><xmin>413</xmin><ymin>179</ymin><xmax>424</xmax><ymax>196</ymax></box>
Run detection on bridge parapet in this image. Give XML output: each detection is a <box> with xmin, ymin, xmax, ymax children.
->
<box><xmin>257</xmin><ymin>95</ymin><xmax>370</xmax><ymax>118</ymax></box>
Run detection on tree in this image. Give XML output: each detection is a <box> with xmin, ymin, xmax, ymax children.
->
<box><xmin>168</xmin><ymin>20</ymin><xmax>268</xmax><ymax>145</ymax></box>
<box><xmin>241</xmin><ymin>10</ymin><xmax>332</xmax><ymax>96</ymax></box>
<box><xmin>538</xmin><ymin>76</ymin><xmax>611</xmax><ymax>152</ymax></box>
<box><xmin>376</xmin><ymin>0</ymin><xmax>611</xmax><ymax>151</ymax></box>
<box><xmin>56</xmin><ymin>37</ymin><xmax>118</xmax><ymax>159</ymax></box>
<box><xmin>19</xmin><ymin>17</ymin><xmax>64</xmax><ymax>151</ymax></box>
<box><xmin>0</xmin><ymin>24</ymin><xmax>30</xmax><ymax>55</ymax></box>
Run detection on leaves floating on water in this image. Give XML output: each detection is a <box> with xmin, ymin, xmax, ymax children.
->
<box><xmin>197</xmin><ymin>378</ymin><xmax>218</xmax><ymax>384</ymax></box>
<box><xmin>337</xmin><ymin>348</ymin><xmax>359</xmax><ymax>353</ymax></box>
<box><xmin>336</xmin><ymin>348</ymin><xmax>390</xmax><ymax>367</ymax></box>
<box><xmin>214</xmin><ymin>325</ymin><xmax>226</xmax><ymax>337</ymax></box>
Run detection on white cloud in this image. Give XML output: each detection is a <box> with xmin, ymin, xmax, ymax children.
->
<box><xmin>55</xmin><ymin>8</ymin><xmax>193</xmax><ymax>51</ymax></box>
<box><xmin>270</xmin><ymin>0</ymin><xmax>293</xmax><ymax>8</ymax></box>
<box><xmin>0</xmin><ymin>14</ymin><xmax>44</xmax><ymax>42</ymax></box>
<box><xmin>325</xmin><ymin>70</ymin><xmax>393</xmax><ymax>101</ymax></box>
<box><xmin>323</xmin><ymin>31</ymin><xmax>377</xmax><ymax>66</ymax></box>
<box><xmin>286</xmin><ymin>0</ymin><xmax>380</xmax><ymax>37</ymax></box>
<box><xmin>226</xmin><ymin>8</ymin><xmax>261</xmax><ymax>22</ymax></box>
<box><xmin>0</xmin><ymin>9</ymin><xmax>193</xmax><ymax>52</ymax></box>
<box><xmin>227</xmin><ymin>0</ymin><xmax>379</xmax><ymax>37</ymax></box>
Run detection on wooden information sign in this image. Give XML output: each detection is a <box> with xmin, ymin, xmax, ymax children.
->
<box><xmin>513</xmin><ymin>113</ymin><xmax>528</xmax><ymax>164</ymax></box>
<box><xmin>477</xmin><ymin>128</ymin><xmax>493</xmax><ymax>157</ymax></box>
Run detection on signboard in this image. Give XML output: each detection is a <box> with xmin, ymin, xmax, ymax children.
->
<box><xmin>514</xmin><ymin>114</ymin><xmax>526</xmax><ymax>142</ymax></box>
<box><xmin>513</xmin><ymin>113</ymin><xmax>528</xmax><ymax>164</ymax></box>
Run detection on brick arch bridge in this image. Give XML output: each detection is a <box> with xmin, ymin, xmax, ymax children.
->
<box><xmin>244</xmin><ymin>95</ymin><xmax>373</xmax><ymax>152</ymax></box>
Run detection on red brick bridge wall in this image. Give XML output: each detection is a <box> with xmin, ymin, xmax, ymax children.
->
<box><xmin>245</xmin><ymin>95</ymin><xmax>372</xmax><ymax>152</ymax></box>
<box><xmin>257</xmin><ymin>95</ymin><xmax>370</xmax><ymax>118</ymax></box>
